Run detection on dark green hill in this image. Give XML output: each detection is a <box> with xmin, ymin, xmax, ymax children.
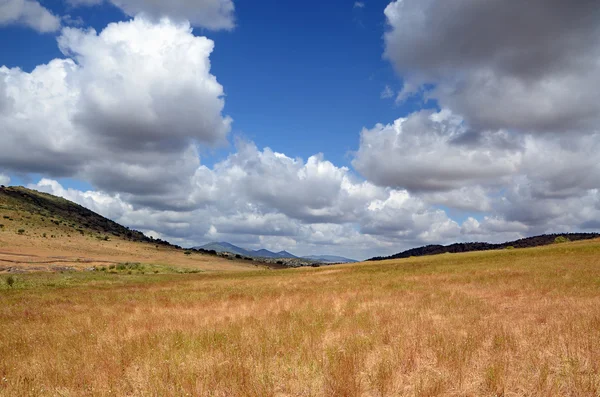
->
<box><xmin>369</xmin><ymin>233</ymin><xmax>600</xmax><ymax>261</ymax></box>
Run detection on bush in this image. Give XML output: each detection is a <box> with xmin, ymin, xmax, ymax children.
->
<box><xmin>17</xmin><ymin>229</ymin><xmax>25</xmax><ymax>235</ymax></box>
<box><xmin>505</xmin><ymin>246</ymin><xmax>515</xmax><ymax>250</ymax></box>
<box><xmin>6</xmin><ymin>276</ymin><xmax>15</xmax><ymax>288</ymax></box>
<box><xmin>184</xmin><ymin>250</ymin><xmax>192</xmax><ymax>255</ymax></box>
<box><xmin>554</xmin><ymin>236</ymin><xmax>570</xmax><ymax>244</ymax></box>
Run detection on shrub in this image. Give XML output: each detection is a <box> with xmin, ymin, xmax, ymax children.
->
<box><xmin>6</xmin><ymin>276</ymin><xmax>15</xmax><ymax>288</ymax></box>
<box><xmin>505</xmin><ymin>246</ymin><xmax>515</xmax><ymax>250</ymax></box>
<box><xmin>184</xmin><ymin>250</ymin><xmax>192</xmax><ymax>255</ymax></box>
<box><xmin>17</xmin><ymin>229</ymin><xmax>25</xmax><ymax>235</ymax></box>
<box><xmin>554</xmin><ymin>236</ymin><xmax>570</xmax><ymax>244</ymax></box>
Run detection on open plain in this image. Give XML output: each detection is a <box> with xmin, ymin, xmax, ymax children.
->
<box><xmin>2</xmin><ymin>238</ymin><xmax>600</xmax><ymax>396</ymax></box>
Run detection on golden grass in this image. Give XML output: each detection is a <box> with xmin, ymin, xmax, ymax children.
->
<box><xmin>1</xmin><ymin>239</ymin><xmax>600</xmax><ymax>396</ymax></box>
<box><xmin>0</xmin><ymin>230</ymin><xmax>258</xmax><ymax>273</ymax></box>
<box><xmin>0</xmin><ymin>194</ymin><xmax>257</xmax><ymax>273</ymax></box>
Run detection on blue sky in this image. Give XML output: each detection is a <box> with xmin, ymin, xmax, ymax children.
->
<box><xmin>1</xmin><ymin>0</ymin><xmax>598</xmax><ymax>259</ymax></box>
<box><xmin>2</xmin><ymin>0</ymin><xmax>417</xmax><ymax>167</ymax></box>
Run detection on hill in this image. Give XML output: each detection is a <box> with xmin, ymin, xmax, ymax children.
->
<box><xmin>369</xmin><ymin>233</ymin><xmax>600</xmax><ymax>261</ymax></box>
<box><xmin>0</xmin><ymin>185</ymin><xmax>174</xmax><ymax>246</ymax></box>
<box><xmin>0</xmin><ymin>186</ymin><xmax>257</xmax><ymax>273</ymax></box>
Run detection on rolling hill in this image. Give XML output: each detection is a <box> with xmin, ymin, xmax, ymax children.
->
<box><xmin>0</xmin><ymin>185</ymin><xmax>174</xmax><ymax>246</ymax></box>
<box><xmin>369</xmin><ymin>233</ymin><xmax>600</xmax><ymax>261</ymax></box>
<box><xmin>0</xmin><ymin>186</ymin><xmax>257</xmax><ymax>273</ymax></box>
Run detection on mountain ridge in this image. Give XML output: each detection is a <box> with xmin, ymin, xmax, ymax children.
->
<box><xmin>194</xmin><ymin>242</ymin><xmax>357</xmax><ymax>263</ymax></box>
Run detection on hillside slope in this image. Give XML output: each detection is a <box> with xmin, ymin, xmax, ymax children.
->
<box><xmin>0</xmin><ymin>186</ymin><xmax>173</xmax><ymax>245</ymax></box>
<box><xmin>369</xmin><ymin>233</ymin><xmax>600</xmax><ymax>261</ymax></box>
<box><xmin>0</xmin><ymin>186</ymin><xmax>257</xmax><ymax>273</ymax></box>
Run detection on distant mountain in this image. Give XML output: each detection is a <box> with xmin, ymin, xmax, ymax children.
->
<box><xmin>303</xmin><ymin>255</ymin><xmax>358</xmax><ymax>263</ymax></box>
<box><xmin>368</xmin><ymin>233</ymin><xmax>600</xmax><ymax>261</ymax></box>
<box><xmin>193</xmin><ymin>242</ymin><xmax>300</xmax><ymax>259</ymax></box>
<box><xmin>276</xmin><ymin>250</ymin><xmax>298</xmax><ymax>259</ymax></box>
<box><xmin>253</xmin><ymin>249</ymin><xmax>298</xmax><ymax>259</ymax></box>
<box><xmin>193</xmin><ymin>242</ymin><xmax>357</xmax><ymax>263</ymax></box>
<box><xmin>198</xmin><ymin>242</ymin><xmax>255</xmax><ymax>257</ymax></box>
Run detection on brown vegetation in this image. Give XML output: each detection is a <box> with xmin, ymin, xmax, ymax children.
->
<box><xmin>2</xmin><ymin>239</ymin><xmax>600</xmax><ymax>396</ymax></box>
<box><xmin>0</xmin><ymin>186</ymin><xmax>255</xmax><ymax>273</ymax></box>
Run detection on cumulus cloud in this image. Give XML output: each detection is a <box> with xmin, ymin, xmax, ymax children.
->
<box><xmin>353</xmin><ymin>108</ymin><xmax>600</xmax><ymax>237</ymax></box>
<box><xmin>0</xmin><ymin>173</ymin><xmax>10</xmax><ymax>185</ymax></box>
<box><xmin>24</xmin><ymin>123</ymin><xmax>600</xmax><ymax>259</ymax></box>
<box><xmin>67</xmin><ymin>0</ymin><xmax>235</xmax><ymax>30</ymax></box>
<box><xmin>0</xmin><ymin>0</ymin><xmax>60</xmax><ymax>32</ymax></box>
<box><xmin>421</xmin><ymin>186</ymin><xmax>492</xmax><ymax>213</ymax></box>
<box><xmin>353</xmin><ymin>109</ymin><xmax>522</xmax><ymax>192</ymax></box>
<box><xmin>0</xmin><ymin>17</ymin><xmax>231</xmax><ymax>203</ymax></box>
<box><xmin>27</xmin><ymin>137</ymin><xmax>477</xmax><ymax>260</ymax></box>
<box><xmin>384</xmin><ymin>0</ymin><xmax>600</xmax><ymax>133</ymax></box>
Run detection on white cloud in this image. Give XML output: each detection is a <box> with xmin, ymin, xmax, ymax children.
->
<box><xmin>0</xmin><ymin>16</ymin><xmax>231</xmax><ymax>203</ymax></box>
<box><xmin>353</xmin><ymin>109</ymin><xmax>523</xmax><ymax>192</ymax></box>
<box><xmin>27</xmin><ymin>137</ymin><xmax>477</xmax><ymax>260</ymax></box>
<box><xmin>353</xmin><ymin>2</ymin><xmax>365</xmax><ymax>9</ymax></box>
<box><xmin>422</xmin><ymin>186</ymin><xmax>492</xmax><ymax>213</ymax></box>
<box><xmin>25</xmin><ymin>120</ymin><xmax>600</xmax><ymax>259</ymax></box>
<box><xmin>0</xmin><ymin>173</ymin><xmax>10</xmax><ymax>185</ymax></box>
<box><xmin>353</xmin><ymin>108</ymin><xmax>600</xmax><ymax>239</ymax></box>
<box><xmin>383</xmin><ymin>0</ymin><xmax>600</xmax><ymax>134</ymax></box>
<box><xmin>380</xmin><ymin>85</ymin><xmax>394</xmax><ymax>99</ymax></box>
<box><xmin>67</xmin><ymin>0</ymin><xmax>235</xmax><ymax>31</ymax></box>
<box><xmin>0</xmin><ymin>0</ymin><xmax>60</xmax><ymax>32</ymax></box>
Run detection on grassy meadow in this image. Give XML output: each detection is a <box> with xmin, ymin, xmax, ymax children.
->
<box><xmin>1</xmin><ymin>239</ymin><xmax>600</xmax><ymax>396</ymax></box>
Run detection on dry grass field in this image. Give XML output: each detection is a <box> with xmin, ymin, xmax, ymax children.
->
<box><xmin>1</xmin><ymin>239</ymin><xmax>600</xmax><ymax>396</ymax></box>
<box><xmin>0</xmin><ymin>231</ymin><xmax>258</xmax><ymax>273</ymax></box>
<box><xmin>0</xmin><ymin>186</ymin><xmax>258</xmax><ymax>273</ymax></box>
